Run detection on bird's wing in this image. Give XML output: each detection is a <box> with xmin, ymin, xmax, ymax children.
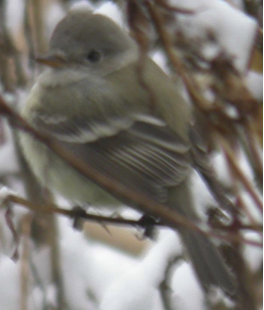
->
<box><xmin>34</xmin><ymin>110</ymin><xmax>191</xmax><ymax>203</ymax></box>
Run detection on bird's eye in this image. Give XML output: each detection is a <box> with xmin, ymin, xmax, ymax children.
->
<box><xmin>86</xmin><ymin>50</ymin><xmax>101</xmax><ymax>63</ymax></box>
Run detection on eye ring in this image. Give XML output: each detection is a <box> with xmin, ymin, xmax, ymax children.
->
<box><xmin>86</xmin><ymin>50</ymin><xmax>101</xmax><ymax>63</ymax></box>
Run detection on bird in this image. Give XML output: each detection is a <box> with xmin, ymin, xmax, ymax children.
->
<box><xmin>20</xmin><ymin>9</ymin><xmax>235</xmax><ymax>293</ymax></box>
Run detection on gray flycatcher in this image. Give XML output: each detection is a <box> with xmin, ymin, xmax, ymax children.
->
<box><xmin>20</xmin><ymin>9</ymin><xmax>235</xmax><ymax>293</ymax></box>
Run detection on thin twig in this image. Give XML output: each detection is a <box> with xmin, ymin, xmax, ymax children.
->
<box><xmin>144</xmin><ymin>0</ymin><xmax>211</xmax><ymax>111</ymax></box>
<box><xmin>1</xmin><ymin>193</ymin><xmax>262</xmax><ymax>247</ymax></box>
<box><xmin>159</xmin><ymin>255</ymin><xmax>182</xmax><ymax>310</ymax></box>
<box><xmin>244</xmin><ymin>120</ymin><xmax>263</xmax><ymax>187</ymax></box>
<box><xmin>3</xmin><ymin>193</ymin><xmax>163</xmax><ymax>228</ymax></box>
<box><xmin>218</xmin><ymin>135</ymin><xmax>263</xmax><ymax>214</ymax></box>
<box><xmin>23</xmin><ymin>0</ymin><xmax>36</xmax><ymax>73</ymax></box>
<box><xmin>20</xmin><ymin>214</ymin><xmax>32</xmax><ymax>310</ymax></box>
<box><xmin>127</xmin><ymin>0</ymin><xmax>158</xmax><ymax>110</ymax></box>
<box><xmin>0</xmin><ymin>1</ymin><xmax>27</xmax><ymax>89</ymax></box>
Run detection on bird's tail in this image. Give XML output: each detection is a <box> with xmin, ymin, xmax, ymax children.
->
<box><xmin>167</xmin><ymin>179</ymin><xmax>236</xmax><ymax>294</ymax></box>
<box><xmin>180</xmin><ymin>228</ymin><xmax>235</xmax><ymax>293</ymax></box>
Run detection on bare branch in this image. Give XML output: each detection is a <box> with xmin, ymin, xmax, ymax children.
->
<box><xmin>1</xmin><ymin>193</ymin><xmax>262</xmax><ymax>247</ymax></box>
<box><xmin>159</xmin><ymin>255</ymin><xmax>182</xmax><ymax>310</ymax></box>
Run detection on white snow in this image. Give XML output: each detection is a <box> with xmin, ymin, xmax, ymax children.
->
<box><xmin>169</xmin><ymin>0</ymin><xmax>257</xmax><ymax>72</ymax></box>
<box><xmin>95</xmin><ymin>2</ymin><xmax>124</xmax><ymax>28</ymax></box>
<box><xmin>246</xmin><ymin>71</ymin><xmax>263</xmax><ymax>100</ymax></box>
<box><xmin>0</xmin><ymin>120</ymin><xmax>19</xmax><ymax>176</ymax></box>
<box><xmin>45</xmin><ymin>3</ymin><xmax>66</xmax><ymax>40</ymax></box>
<box><xmin>6</xmin><ymin>0</ymin><xmax>25</xmax><ymax>35</ymax></box>
<box><xmin>171</xmin><ymin>262</ymin><xmax>205</xmax><ymax>310</ymax></box>
<box><xmin>243</xmin><ymin>231</ymin><xmax>263</xmax><ymax>272</ymax></box>
<box><xmin>70</xmin><ymin>0</ymin><xmax>94</xmax><ymax>12</ymax></box>
<box><xmin>100</xmin><ymin>230</ymin><xmax>183</xmax><ymax>310</ymax></box>
<box><xmin>0</xmin><ymin>257</ymin><xmax>20</xmax><ymax>310</ymax></box>
<box><xmin>0</xmin><ymin>186</ymin><xmax>17</xmax><ymax>205</ymax></box>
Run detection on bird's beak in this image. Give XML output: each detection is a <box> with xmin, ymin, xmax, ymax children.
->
<box><xmin>35</xmin><ymin>54</ymin><xmax>66</xmax><ymax>68</ymax></box>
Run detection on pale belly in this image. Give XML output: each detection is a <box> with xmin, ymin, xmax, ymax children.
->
<box><xmin>19</xmin><ymin>132</ymin><xmax>123</xmax><ymax>208</ymax></box>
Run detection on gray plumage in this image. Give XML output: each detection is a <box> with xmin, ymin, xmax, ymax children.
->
<box><xmin>20</xmin><ymin>10</ymin><xmax>235</xmax><ymax>293</ymax></box>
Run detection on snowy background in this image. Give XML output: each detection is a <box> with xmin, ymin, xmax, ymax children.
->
<box><xmin>0</xmin><ymin>0</ymin><xmax>262</xmax><ymax>309</ymax></box>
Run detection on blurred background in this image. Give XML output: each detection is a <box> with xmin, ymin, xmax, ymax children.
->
<box><xmin>0</xmin><ymin>0</ymin><xmax>262</xmax><ymax>309</ymax></box>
